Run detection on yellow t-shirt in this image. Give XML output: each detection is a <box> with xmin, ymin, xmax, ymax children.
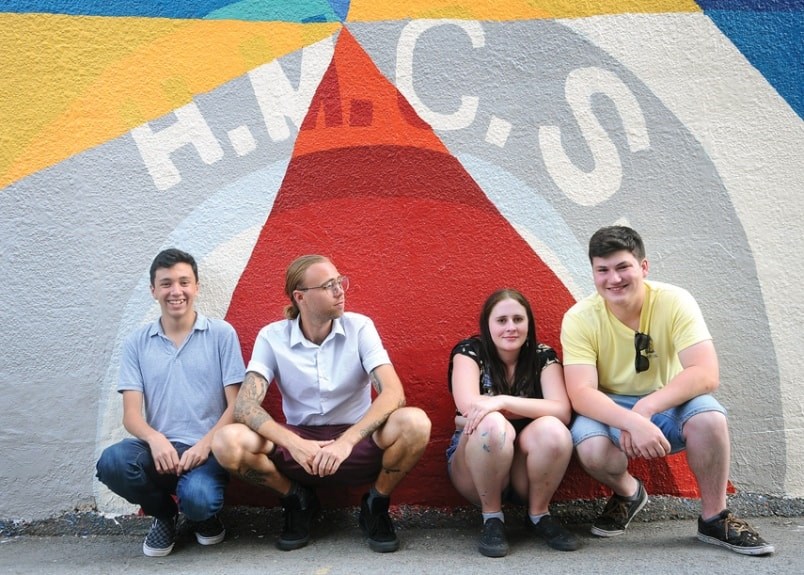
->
<box><xmin>560</xmin><ymin>280</ymin><xmax>711</xmax><ymax>396</ymax></box>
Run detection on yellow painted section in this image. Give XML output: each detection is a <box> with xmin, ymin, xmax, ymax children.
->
<box><xmin>0</xmin><ymin>14</ymin><xmax>339</xmax><ymax>188</ymax></box>
<box><xmin>348</xmin><ymin>0</ymin><xmax>700</xmax><ymax>21</ymax></box>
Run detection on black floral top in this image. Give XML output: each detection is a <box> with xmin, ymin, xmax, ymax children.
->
<box><xmin>448</xmin><ymin>337</ymin><xmax>560</xmax><ymax>431</ymax></box>
<box><xmin>447</xmin><ymin>336</ymin><xmax>559</xmax><ymax>397</ymax></box>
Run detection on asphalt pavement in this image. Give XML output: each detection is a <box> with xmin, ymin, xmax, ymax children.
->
<box><xmin>2</xmin><ymin>514</ymin><xmax>802</xmax><ymax>575</ymax></box>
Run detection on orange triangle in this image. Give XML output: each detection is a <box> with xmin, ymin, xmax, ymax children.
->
<box><xmin>293</xmin><ymin>28</ymin><xmax>448</xmax><ymax>157</ymax></box>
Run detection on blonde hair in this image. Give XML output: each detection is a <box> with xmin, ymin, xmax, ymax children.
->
<box><xmin>284</xmin><ymin>255</ymin><xmax>330</xmax><ymax>319</ymax></box>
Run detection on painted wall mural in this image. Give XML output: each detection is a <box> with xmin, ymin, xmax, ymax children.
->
<box><xmin>1</xmin><ymin>1</ymin><xmax>802</xmax><ymax>519</ymax></box>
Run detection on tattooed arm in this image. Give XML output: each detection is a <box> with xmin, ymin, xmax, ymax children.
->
<box><xmin>233</xmin><ymin>371</ymin><xmax>273</xmax><ymax>433</ymax></box>
<box><xmin>362</xmin><ymin>363</ymin><xmax>407</xmax><ymax>437</ymax></box>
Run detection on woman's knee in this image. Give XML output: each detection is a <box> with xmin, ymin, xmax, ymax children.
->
<box><xmin>470</xmin><ymin>413</ymin><xmax>515</xmax><ymax>450</ymax></box>
<box><xmin>519</xmin><ymin>416</ymin><xmax>572</xmax><ymax>454</ymax></box>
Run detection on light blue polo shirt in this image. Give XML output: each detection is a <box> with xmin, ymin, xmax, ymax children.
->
<box><xmin>118</xmin><ymin>313</ymin><xmax>245</xmax><ymax>445</ymax></box>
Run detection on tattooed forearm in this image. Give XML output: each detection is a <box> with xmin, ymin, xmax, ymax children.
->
<box><xmin>357</xmin><ymin>396</ymin><xmax>408</xmax><ymax>439</ymax></box>
<box><xmin>358</xmin><ymin>409</ymin><xmax>395</xmax><ymax>439</ymax></box>
<box><xmin>369</xmin><ymin>369</ymin><xmax>383</xmax><ymax>394</ymax></box>
<box><xmin>233</xmin><ymin>371</ymin><xmax>273</xmax><ymax>432</ymax></box>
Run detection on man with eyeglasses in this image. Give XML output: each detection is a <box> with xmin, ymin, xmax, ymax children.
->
<box><xmin>212</xmin><ymin>255</ymin><xmax>431</xmax><ymax>553</ymax></box>
<box><xmin>560</xmin><ymin>226</ymin><xmax>773</xmax><ymax>556</ymax></box>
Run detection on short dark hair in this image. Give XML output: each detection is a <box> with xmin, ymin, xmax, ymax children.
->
<box><xmin>149</xmin><ymin>248</ymin><xmax>198</xmax><ymax>286</ymax></box>
<box><xmin>588</xmin><ymin>226</ymin><xmax>646</xmax><ymax>262</ymax></box>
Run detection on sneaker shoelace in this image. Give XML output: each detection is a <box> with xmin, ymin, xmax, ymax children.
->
<box><xmin>723</xmin><ymin>514</ymin><xmax>762</xmax><ymax>542</ymax></box>
<box><xmin>602</xmin><ymin>496</ymin><xmax>630</xmax><ymax>521</ymax></box>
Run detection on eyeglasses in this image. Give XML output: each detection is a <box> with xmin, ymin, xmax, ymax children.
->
<box><xmin>634</xmin><ymin>332</ymin><xmax>652</xmax><ymax>373</ymax></box>
<box><xmin>296</xmin><ymin>275</ymin><xmax>349</xmax><ymax>295</ymax></box>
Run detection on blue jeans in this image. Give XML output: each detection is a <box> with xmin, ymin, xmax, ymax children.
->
<box><xmin>96</xmin><ymin>438</ymin><xmax>228</xmax><ymax>521</ymax></box>
<box><xmin>570</xmin><ymin>393</ymin><xmax>727</xmax><ymax>453</ymax></box>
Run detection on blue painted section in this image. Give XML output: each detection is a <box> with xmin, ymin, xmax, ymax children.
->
<box><xmin>1</xmin><ymin>1</ymin><xmax>231</xmax><ymax>17</ymax></box>
<box><xmin>0</xmin><ymin>0</ymin><xmax>349</xmax><ymax>21</ymax></box>
<box><xmin>697</xmin><ymin>0</ymin><xmax>804</xmax><ymax>10</ymax></box>
<box><xmin>328</xmin><ymin>0</ymin><xmax>350</xmax><ymax>21</ymax></box>
<box><xmin>705</xmin><ymin>8</ymin><xmax>803</xmax><ymax>117</ymax></box>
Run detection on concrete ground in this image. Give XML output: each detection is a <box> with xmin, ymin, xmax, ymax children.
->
<box><xmin>2</xmin><ymin>514</ymin><xmax>802</xmax><ymax>575</ymax></box>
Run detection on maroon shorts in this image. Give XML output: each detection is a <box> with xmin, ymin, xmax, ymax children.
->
<box><xmin>268</xmin><ymin>423</ymin><xmax>383</xmax><ymax>487</ymax></box>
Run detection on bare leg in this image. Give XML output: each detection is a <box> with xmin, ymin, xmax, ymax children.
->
<box><xmin>683</xmin><ymin>411</ymin><xmax>729</xmax><ymax>518</ymax></box>
<box><xmin>448</xmin><ymin>412</ymin><xmax>515</xmax><ymax>513</ymax></box>
<box><xmin>510</xmin><ymin>416</ymin><xmax>573</xmax><ymax>515</ymax></box>
<box><xmin>372</xmin><ymin>407</ymin><xmax>431</xmax><ymax>496</ymax></box>
<box><xmin>575</xmin><ymin>435</ymin><xmax>640</xmax><ymax>498</ymax></box>
<box><xmin>211</xmin><ymin>423</ymin><xmax>291</xmax><ymax>496</ymax></box>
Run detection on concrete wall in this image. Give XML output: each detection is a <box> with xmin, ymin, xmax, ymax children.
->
<box><xmin>1</xmin><ymin>1</ymin><xmax>801</xmax><ymax>520</ymax></box>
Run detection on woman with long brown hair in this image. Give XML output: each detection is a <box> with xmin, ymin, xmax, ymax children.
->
<box><xmin>447</xmin><ymin>288</ymin><xmax>578</xmax><ymax>557</ymax></box>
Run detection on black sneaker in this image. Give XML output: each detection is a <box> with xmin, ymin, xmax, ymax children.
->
<box><xmin>591</xmin><ymin>479</ymin><xmax>648</xmax><ymax>537</ymax></box>
<box><xmin>142</xmin><ymin>515</ymin><xmax>177</xmax><ymax>557</ymax></box>
<box><xmin>526</xmin><ymin>514</ymin><xmax>579</xmax><ymax>551</ymax></box>
<box><xmin>277</xmin><ymin>486</ymin><xmax>320</xmax><ymax>551</ymax></box>
<box><xmin>358</xmin><ymin>493</ymin><xmax>399</xmax><ymax>553</ymax></box>
<box><xmin>193</xmin><ymin>514</ymin><xmax>226</xmax><ymax>546</ymax></box>
<box><xmin>697</xmin><ymin>509</ymin><xmax>775</xmax><ymax>555</ymax></box>
<box><xmin>478</xmin><ymin>517</ymin><xmax>508</xmax><ymax>558</ymax></box>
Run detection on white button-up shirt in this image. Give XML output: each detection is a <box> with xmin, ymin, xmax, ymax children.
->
<box><xmin>247</xmin><ymin>312</ymin><xmax>391</xmax><ymax>426</ymax></box>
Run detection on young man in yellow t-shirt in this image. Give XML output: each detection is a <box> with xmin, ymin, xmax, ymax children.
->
<box><xmin>561</xmin><ymin>225</ymin><xmax>773</xmax><ymax>556</ymax></box>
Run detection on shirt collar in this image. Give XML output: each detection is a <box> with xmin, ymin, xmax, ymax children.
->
<box><xmin>290</xmin><ymin>315</ymin><xmax>345</xmax><ymax>347</ymax></box>
<box><xmin>147</xmin><ymin>312</ymin><xmax>207</xmax><ymax>337</ymax></box>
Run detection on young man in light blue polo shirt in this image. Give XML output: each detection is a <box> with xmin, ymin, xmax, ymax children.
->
<box><xmin>96</xmin><ymin>248</ymin><xmax>245</xmax><ymax>557</ymax></box>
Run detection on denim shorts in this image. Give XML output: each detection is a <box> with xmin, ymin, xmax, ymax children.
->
<box><xmin>445</xmin><ymin>429</ymin><xmax>463</xmax><ymax>466</ymax></box>
<box><xmin>570</xmin><ymin>393</ymin><xmax>726</xmax><ymax>453</ymax></box>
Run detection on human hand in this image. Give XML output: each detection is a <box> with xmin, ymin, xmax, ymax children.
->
<box><xmin>464</xmin><ymin>395</ymin><xmax>506</xmax><ymax>435</ymax></box>
<box><xmin>177</xmin><ymin>442</ymin><xmax>210</xmax><ymax>474</ymax></box>
<box><xmin>287</xmin><ymin>438</ymin><xmax>335</xmax><ymax>475</ymax></box>
<box><xmin>620</xmin><ymin>417</ymin><xmax>670</xmax><ymax>460</ymax></box>
<box><xmin>311</xmin><ymin>439</ymin><xmax>353</xmax><ymax>477</ymax></box>
<box><xmin>148</xmin><ymin>435</ymin><xmax>181</xmax><ymax>475</ymax></box>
